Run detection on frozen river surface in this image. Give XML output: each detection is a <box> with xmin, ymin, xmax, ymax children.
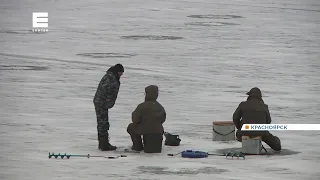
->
<box><xmin>0</xmin><ymin>0</ymin><xmax>320</xmax><ymax>179</ymax></box>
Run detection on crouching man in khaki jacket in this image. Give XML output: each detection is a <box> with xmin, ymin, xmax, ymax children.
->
<box><xmin>127</xmin><ymin>85</ymin><xmax>166</xmax><ymax>151</ymax></box>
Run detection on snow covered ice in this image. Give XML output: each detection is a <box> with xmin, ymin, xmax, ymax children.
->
<box><xmin>1</xmin><ymin>0</ymin><xmax>320</xmax><ymax>179</ymax></box>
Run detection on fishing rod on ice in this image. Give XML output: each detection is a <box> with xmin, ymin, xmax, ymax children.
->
<box><xmin>48</xmin><ymin>152</ymin><xmax>127</xmax><ymax>159</ymax></box>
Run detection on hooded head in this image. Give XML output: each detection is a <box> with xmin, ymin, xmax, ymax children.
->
<box><xmin>246</xmin><ymin>87</ymin><xmax>262</xmax><ymax>97</ymax></box>
<box><xmin>107</xmin><ymin>63</ymin><xmax>124</xmax><ymax>80</ymax></box>
<box><xmin>113</xmin><ymin>64</ymin><xmax>124</xmax><ymax>74</ymax></box>
<box><xmin>246</xmin><ymin>87</ymin><xmax>264</xmax><ymax>102</ymax></box>
<box><xmin>145</xmin><ymin>85</ymin><xmax>158</xmax><ymax>101</ymax></box>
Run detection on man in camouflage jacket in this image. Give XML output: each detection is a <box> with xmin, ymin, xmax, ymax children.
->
<box><xmin>93</xmin><ymin>64</ymin><xmax>124</xmax><ymax>151</ymax></box>
<box><xmin>233</xmin><ymin>87</ymin><xmax>281</xmax><ymax>151</ymax></box>
<box><xmin>127</xmin><ymin>85</ymin><xmax>166</xmax><ymax>151</ymax></box>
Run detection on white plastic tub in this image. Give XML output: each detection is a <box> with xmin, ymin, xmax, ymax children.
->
<box><xmin>212</xmin><ymin>121</ymin><xmax>236</xmax><ymax>141</ymax></box>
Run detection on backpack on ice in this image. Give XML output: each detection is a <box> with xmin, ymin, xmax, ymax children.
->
<box><xmin>164</xmin><ymin>132</ymin><xmax>181</xmax><ymax>146</ymax></box>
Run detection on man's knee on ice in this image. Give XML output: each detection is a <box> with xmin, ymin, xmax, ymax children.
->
<box><xmin>262</xmin><ymin>133</ymin><xmax>281</xmax><ymax>151</ymax></box>
<box><xmin>127</xmin><ymin>123</ymin><xmax>133</xmax><ymax>134</ymax></box>
<box><xmin>127</xmin><ymin>123</ymin><xmax>140</xmax><ymax>135</ymax></box>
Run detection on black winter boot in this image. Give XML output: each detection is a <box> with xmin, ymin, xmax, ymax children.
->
<box><xmin>273</xmin><ymin>136</ymin><xmax>281</xmax><ymax>152</ymax></box>
<box><xmin>98</xmin><ymin>136</ymin><xmax>117</xmax><ymax>151</ymax></box>
<box><xmin>130</xmin><ymin>135</ymin><xmax>144</xmax><ymax>151</ymax></box>
<box><xmin>105</xmin><ymin>137</ymin><xmax>117</xmax><ymax>151</ymax></box>
<box><xmin>98</xmin><ymin>137</ymin><xmax>102</xmax><ymax>150</ymax></box>
<box><xmin>98</xmin><ymin>136</ymin><xmax>104</xmax><ymax>150</ymax></box>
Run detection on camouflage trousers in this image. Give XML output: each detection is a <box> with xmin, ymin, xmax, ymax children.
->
<box><xmin>94</xmin><ymin>104</ymin><xmax>110</xmax><ymax>137</ymax></box>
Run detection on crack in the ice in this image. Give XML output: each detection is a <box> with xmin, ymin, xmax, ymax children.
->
<box><xmin>76</xmin><ymin>53</ymin><xmax>137</xmax><ymax>58</ymax></box>
<box><xmin>185</xmin><ymin>22</ymin><xmax>240</xmax><ymax>27</ymax></box>
<box><xmin>0</xmin><ymin>30</ymin><xmax>34</xmax><ymax>34</ymax></box>
<box><xmin>0</xmin><ymin>52</ymin><xmax>160</xmax><ymax>74</ymax></box>
<box><xmin>0</xmin><ymin>65</ymin><xmax>48</xmax><ymax>71</ymax></box>
<box><xmin>187</xmin><ymin>14</ymin><xmax>244</xmax><ymax>19</ymax></box>
<box><xmin>120</xmin><ymin>35</ymin><xmax>184</xmax><ymax>40</ymax></box>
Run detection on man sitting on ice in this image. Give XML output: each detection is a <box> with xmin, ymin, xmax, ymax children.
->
<box><xmin>126</xmin><ymin>85</ymin><xmax>166</xmax><ymax>151</ymax></box>
<box><xmin>233</xmin><ymin>87</ymin><xmax>281</xmax><ymax>151</ymax></box>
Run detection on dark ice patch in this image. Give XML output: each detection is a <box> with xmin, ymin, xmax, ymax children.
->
<box><xmin>0</xmin><ymin>123</ymin><xmax>32</xmax><ymax>127</ymax></box>
<box><xmin>0</xmin><ymin>52</ymin><xmax>115</xmax><ymax>67</ymax></box>
<box><xmin>227</xmin><ymin>85</ymin><xmax>242</xmax><ymax>89</ymax></box>
<box><xmin>148</xmin><ymin>9</ymin><xmax>161</xmax><ymax>11</ymax></box>
<box><xmin>187</xmin><ymin>14</ymin><xmax>244</xmax><ymax>19</ymax></box>
<box><xmin>120</xmin><ymin>35</ymin><xmax>184</xmax><ymax>40</ymax></box>
<box><xmin>264</xmin><ymin>167</ymin><xmax>302</xmax><ymax>175</ymax></box>
<box><xmin>0</xmin><ymin>65</ymin><xmax>48</xmax><ymax>71</ymax></box>
<box><xmin>136</xmin><ymin>166</ymin><xmax>228</xmax><ymax>175</ymax></box>
<box><xmin>127</xmin><ymin>178</ymin><xmax>160</xmax><ymax>180</ymax></box>
<box><xmin>215</xmin><ymin>147</ymin><xmax>300</xmax><ymax>156</ymax></box>
<box><xmin>76</xmin><ymin>53</ymin><xmax>136</xmax><ymax>58</ymax></box>
<box><xmin>185</xmin><ymin>22</ymin><xmax>240</xmax><ymax>27</ymax></box>
<box><xmin>0</xmin><ymin>53</ymin><xmax>160</xmax><ymax>73</ymax></box>
<box><xmin>220</xmin><ymin>86</ymin><xmax>245</xmax><ymax>94</ymax></box>
<box><xmin>265</xmin><ymin>167</ymin><xmax>290</xmax><ymax>172</ymax></box>
<box><xmin>0</xmin><ymin>30</ymin><xmax>33</xmax><ymax>34</ymax></box>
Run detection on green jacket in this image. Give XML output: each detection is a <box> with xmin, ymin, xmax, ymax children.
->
<box><xmin>131</xmin><ymin>85</ymin><xmax>166</xmax><ymax>135</ymax></box>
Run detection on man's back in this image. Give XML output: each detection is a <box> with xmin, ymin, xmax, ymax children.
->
<box><xmin>137</xmin><ymin>101</ymin><xmax>166</xmax><ymax>134</ymax></box>
<box><xmin>93</xmin><ymin>70</ymin><xmax>120</xmax><ymax>108</ymax></box>
<box><xmin>233</xmin><ymin>99</ymin><xmax>271</xmax><ymax>130</ymax></box>
<box><xmin>233</xmin><ymin>87</ymin><xmax>282</xmax><ymax>151</ymax></box>
<box><xmin>131</xmin><ymin>85</ymin><xmax>166</xmax><ymax>135</ymax></box>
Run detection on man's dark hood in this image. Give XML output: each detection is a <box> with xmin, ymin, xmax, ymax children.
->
<box><xmin>246</xmin><ymin>87</ymin><xmax>264</xmax><ymax>102</ymax></box>
<box><xmin>246</xmin><ymin>87</ymin><xmax>262</xmax><ymax>97</ymax></box>
<box><xmin>107</xmin><ymin>64</ymin><xmax>124</xmax><ymax>81</ymax></box>
<box><xmin>145</xmin><ymin>85</ymin><xmax>158</xmax><ymax>101</ymax></box>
